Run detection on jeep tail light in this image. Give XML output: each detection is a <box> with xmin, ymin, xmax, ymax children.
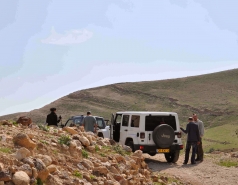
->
<box><xmin>179</xmin><ymin>145</ymin><xmax>184</xmax><ymax>149</ymax></box>
<box><xmin>139</xmin><ymin>146</ymin><xmax>144</xmax><ymax>150</ymax></box>
<box><xmin>175</xmin><ymin>132</ymin><xmax>181</xmax><ymax>138</ymax></box>
<box><xmin>140</xmin><ymin>132</ymin><xmax>145</xmax><ymax>139</ymax></box>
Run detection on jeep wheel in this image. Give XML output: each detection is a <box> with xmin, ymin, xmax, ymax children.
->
<box><xmin>126</xmin><ymin>141</ymin><xmax>135</xmax><ymax>152</ymax></box>
<box><xmin>164</xmin><ymin>150</ymin><xmax>180</xmax><ymax>163</ymax></box>
<box><xmin>152</xmin><ymin>124</ymin><xmax>175</xmax><ymax>148</ymax></box>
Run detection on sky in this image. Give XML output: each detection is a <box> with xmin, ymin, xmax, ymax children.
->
<box><xmin>0</xmin><ymin>0</ymin><xmax>238</xmax><ymax>116</ymax></box>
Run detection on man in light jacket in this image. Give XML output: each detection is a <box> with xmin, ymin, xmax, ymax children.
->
<box><xmin>193</xmin><ymin>113</ymin><xmax>204</xmax><ymax>162</ymax></box>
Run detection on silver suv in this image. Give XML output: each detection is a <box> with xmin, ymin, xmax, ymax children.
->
<box><xmin>110</xmin><ymin>111</ymin><xmax>183</xmax><ymax>163</ymax></box>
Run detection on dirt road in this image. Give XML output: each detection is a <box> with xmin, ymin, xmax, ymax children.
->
<box><xmin>144</xmin><ymin>153</ymin><xmax>238</xmax><ymax>185</ymax></box>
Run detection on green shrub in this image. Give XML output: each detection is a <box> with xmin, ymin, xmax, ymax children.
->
<box><xmin>58</xmin><ymin>135</ymin><xmax>71</xmax><ymax>146</ymax></box>
<box><xmin>73</xmin><ymin>171</ymin><xmax>82</xmax><ymax>178</ymax></box>
<box><xmin>208</xmin><ymin>147</ymin><xmax>215</xmax><ymax>153</ymax></box>
<box><xmin>39</xmin><ymin>124</ymin><xmax>50</xmax><ymax>132</ymax></box>
<box><xmin>36</xmin><ymin>178</ymin><xmax>44</xmax><ymax>185</ymax></box>
<box><xmin>112</xmin><ymin>144</ymin><xmax>125</xmax><ymax>156</ymax></box>
<box><xmin>100</xmin><ymin>153</ymin><xmax>106</xmax><ymax>157</ymax></box>
<box><xmin>0</xmin><ymin>147</ymin><xmax>11</xmax><ymax>154</ymax></box>
<box><xmin>82</xmin><ymin>149</ymin><xmax>88</xmax><ymax>158</ymax></box>
<box><xmin>95</xmin><ymin>145</ymin><xmax>100</xmax><ymax>152</ymax></box>
<box><xmin>217</xmin><ymin>159</ymin><xmax>238</xmax><ymax>167</ymax></box>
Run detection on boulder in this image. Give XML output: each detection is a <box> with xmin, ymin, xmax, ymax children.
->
<box><xmin>33</xmin><ymin>158</ymin><xmax>49</xmax><ymax>181</ymax></box>
<box><xmin>78</xmin><ymin>136</ymin><xmax>90</xmax><ymax>147</ymax></box>
<box><xmin>18</xmin><ymin>164</ymin><xmax>32</xmax><ymax>177</ymax></box>
<box><xmin>12</xmin><ymin>171</ymin><xmax>30</xmax><ymax>185</ymax></box>
<box><xmin>45</xmin><ymin>174</ymin><xmax>63</xmax><ymax>185</ymax></box>
<box><xmin>16</xmin><ymin>116</ymin><xmax>32</xmax><ymax>126</ymax></box>
<box><xmin>93</xmin><ymin>166</ymin><xmax>108</xmax><ymax>176</ymax></box>
<box><xmin>36</xmin><ymin>154</ymin><xmax>52</xmax><ymax>167</ymax></box>
<box><xmin>0</xmin><ymin>171</ymin><xmax>11</xmax><ymax>181</ymax></box>
<box><xmin>47</xmin><ymin>165</ymin><xmax>58</xmax><ymax>174</ymax></box>
<box><xmin>14</xmin><ymin>147</ymin><xmax>31</xmax><ymax>161</ymax></box>
<box><xmin>13</xmin><ymin>133</ymin><xmax>36</xmax><ymax>150</ymax></box>
<box><xmin>62</xmin><ymin>127</ymin><xmax>78</xmax><ymax>135</ymax></box>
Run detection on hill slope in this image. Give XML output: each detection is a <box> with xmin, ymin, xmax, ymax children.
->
<box><xmin>1</xmin><ymin>68</ymin><xmax>238</xmax><ymax>151</ymax></box>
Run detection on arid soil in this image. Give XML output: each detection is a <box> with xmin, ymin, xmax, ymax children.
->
<box><xmin>144</xmin><ymin>153</ymin><xmax>238</xmax><ymax>185</ymax></box>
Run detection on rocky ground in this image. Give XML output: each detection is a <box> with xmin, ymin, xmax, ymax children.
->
<box><xmin>1</xmin><ymin>120</ymin><xmax>237</xmax><ymax>185</ymax></box>
<box><xmin>0</xmin><ymin>120</ymin><xmax>187</xmax><ymax>185</ymax></box>
<box><xmin>145</xmin><ymin>151</ymin><xmax>238</xmax><ymax>185</ymax></box>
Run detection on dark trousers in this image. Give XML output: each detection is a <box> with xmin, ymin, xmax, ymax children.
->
<box><xmin>196</xmin><ymin>138</ymin><xmax>204</xmax><ymax>160</ymax></box>
<box><xmin>184</xmin><ymin>142</ymin><xmax>197</xmax><ymax>164</ymax></box>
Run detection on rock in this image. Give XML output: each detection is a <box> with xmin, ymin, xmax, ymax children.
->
<box><xmin>97</xmin><ymin>140</ymin><xmax>106</xmax><ymax>146</ymax></box>
<box><xmin>0</xmin><ymin>120</ymin><xmax>12</xmax><ymax>126</ymax></box>
<box><xmin>32</xmin><ymin>167</ymin><xmax>38</xmax><ymax>178</ymax></box>
<box><xmin>22</xmin><ymin>157</ymin><xmax>35</xmax><ymax>167</ymax></box>
<box><xmin>13</xmin><ymin>133</ymin><xmax>36</xmax><ymax>150</ymax></box>
<box><xmin>93</xmin><ymin>166</ymin><xmax>109</xmax><ymax>176</ymax></box>
<box><xmin>12</xmin><ymin>171</ymin><xmax>30</xmax><ymax>185</ymax></box>
<box><xmin>16</xmin><ymin>116</ymin><xmax>32</xmax><ymax>126</ymax></box>
<box><xmin>0</xmin><ymin>171</ymin><xmax>11</xmax><ymax>181</ymax></box>
<box><xmin>123</xmin><ymin>145</ymin><xmax>132</xmax><ymax>152</ymax></box>
<box><xmin>45</xmin><ymin>174</ymin><xmax>63</xmax><ymax>185</ymax></box>
<box><xmin>81</xmin><ymin>159</ymin><xmax>94</xmax><ymax>170</ymax></box>
<box><xmin>109</xmin><ymin>139</ymin><xmax>116</xmax><ymax>146</ymax></box>
<box><xmin>36</xmin><ymin>154</ymin><xmax>52</xmax><ymax>167</ymax></box>
<box><xmin>78</xmin><ymin>136</ymin><xmax>90</xmax><ymax>147</ymax></box>
<box><xmin>62</xmin><ymin>127</ymin><xmax>78</xmax><ymax>135</ymax></box>
<box><xmin>87</xmin><ymin>145</ymin><xmax>95</xmax><ymax>152</ymax></box>
<box><xmin>132</xmin><ymin>150</ymin><xmax>143</xmax><ymax>159</ymax></box>
<box><xmin>47</xmin><ymin>165</ymin><xmax>58</xmax><ymax>173</ymax></box>
<box><xmin>14</xmin><ymin>147</ymin><xmax>31</xmax><ymax>160</ymax></box>
<box><xmin>33</xmin><ymin>158</ymin><xmax>49</xmax><ymax>181</ymax></box>
<box><xmin>0</xmin><ymin>163</ymin><xmax>4</xmax><ymax>171</ymax></box>
<box><xmin>18</xmin><ymin>164</ymin><xmax>32</xmax><ymax>177</ymax></box>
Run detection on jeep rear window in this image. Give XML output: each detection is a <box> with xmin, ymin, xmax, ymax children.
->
<box><xmin>145</xmin><ymin>115</ymin><xmax>176</xmax><ymax>131</ymax></box>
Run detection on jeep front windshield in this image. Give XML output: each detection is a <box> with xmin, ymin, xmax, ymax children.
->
<box><xmin>145</xmin><ymin>115</ymin><xmax>176</xmax><ymax>131</ymax></box>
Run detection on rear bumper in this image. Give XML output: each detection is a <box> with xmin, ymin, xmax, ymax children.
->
<box><xmin>134</xmin><ymin>144</ymin><xmax>183</xmax><ymax>153</ymax></box>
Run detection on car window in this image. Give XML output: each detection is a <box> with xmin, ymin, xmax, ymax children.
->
<box><xmin>145</xmin><ymin>115</ymin><xmax>176</xmax><ymax>131</ymax></box>
<box><xmin>74</xmin><ymin>118</ymin><xmax>83</xmax><ymax>125</ymax></box>
<box><xmin>131</xmin><ymin>115</ymin><xmax>140</xmax><ymax>127</ymax></box>
<box><xmin>122</xmin><ymin>115</ymin><xmax>130</xmax><ymax>126</ymax></box>
<box><xmin>96</xmin><ymin>118</ymin><xmax>105</xmax><ymax>129</ymax></box>
<box><xmin>65</xmin><ymin>119</ymin><xmax>74</xmax><ymax>127</ymax></box>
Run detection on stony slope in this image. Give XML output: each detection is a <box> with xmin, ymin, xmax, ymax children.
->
<box><xmin>1</xmin><ymin>121</ymin><xmax>177</xmax><ymax>185</ymax></box>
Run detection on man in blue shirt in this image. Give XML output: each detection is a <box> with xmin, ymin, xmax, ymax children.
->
<box><xmin>180</xmin><ymin>117</ymin><xmax>200</xmax><ymax>164</ymax></box>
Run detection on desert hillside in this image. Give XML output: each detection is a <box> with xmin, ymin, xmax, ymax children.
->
<box><xmin>0</xmin><ymin>121</ymin><xmax>188</xmax><ymax>185</ymax></box>
<box><xmin>1</xmin><ymin>69</ymin><xmax>238</xmax><ymax>152</ymax></box>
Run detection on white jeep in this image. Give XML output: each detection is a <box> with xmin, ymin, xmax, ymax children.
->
<box><xmin>110</xmin><ymin>111</ymin><xmax>183</xmax><ymax>163</ymax></box>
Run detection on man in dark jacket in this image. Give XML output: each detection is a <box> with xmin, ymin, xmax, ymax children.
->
<box><xmin>180</xmin><ymin>117</ymin><xmax>200</xmax><ymax>164</ymax></box>
<box><xmin>46</xmin><ymin>108</ymin><xmax>62</xmax><ymax>127</ymax></box>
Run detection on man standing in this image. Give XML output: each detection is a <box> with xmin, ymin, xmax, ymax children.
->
<box><xmin>82</xmin><ymin>111</ymin><xmax>97</xmax><ymax>133</ymax></box>
<box><xmin>46</xmin><ymin>108</ymin><xmax>62</xmax><ymax>127</ymax></box>
<box><xmin>180</xmin><ymin>117</ymin><xmax>200</xmax><ymax>164</ymax></box>
<box><xmin>193</xmin><ymin>113</ymin><xmax>205</xmax><ymax>162</ymax></box>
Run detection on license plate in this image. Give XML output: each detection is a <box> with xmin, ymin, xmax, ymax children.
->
<box><xmin>158</xmin><ymin>149</ymin><xmax>170</xmax><ymax>153</ymax></box>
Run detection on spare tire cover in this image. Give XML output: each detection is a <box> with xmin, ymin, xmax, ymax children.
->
<box><xmin>152</xmin><ymin>124</ymin><xmax>175</xmax><ymax>148</ymax></box>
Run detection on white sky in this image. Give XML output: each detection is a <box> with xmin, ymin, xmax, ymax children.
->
<box><xmin>0</xmin><ymin>0</ymin><xmax>238</xmax><ymax>116</ymax></box>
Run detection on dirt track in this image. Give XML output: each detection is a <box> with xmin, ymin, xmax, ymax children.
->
<box><xmin>144</xmin><ymin>153</ymin><xmax>238</xmax><ymax>185</ymax></box>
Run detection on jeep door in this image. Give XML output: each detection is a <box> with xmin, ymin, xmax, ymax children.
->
<box><xmin>120</xmin><ymin>114</ymin><xmax>130</xmax><ymax>145</ymax></box>
<box><xmin>127</xmin><ymin>114</ymin><xmax>140</xmax><ymax>145</ymax></box>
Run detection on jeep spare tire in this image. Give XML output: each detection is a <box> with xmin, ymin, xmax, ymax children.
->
<box><xmin>152</xmin><ymin>124</ymin><xmax>175</xmax><ymax>148</ymax></box>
